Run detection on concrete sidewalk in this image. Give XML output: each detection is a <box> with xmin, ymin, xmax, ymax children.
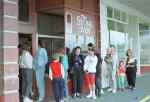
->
<box><xmin>65</xmin><ymin>73</ymin><xmax>150</xmax><ymax>102</ymax></box>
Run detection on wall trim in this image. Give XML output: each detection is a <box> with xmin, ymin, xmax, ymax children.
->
<box><xmin>0</xmin><ymin>62</ymin><xmax>18</xmax><ymax>65</ymax></box>
<box><xmin>3</xmin><ymin>30</ymin><xmax>17</xmax><ymax>34</ymax></box>
<box><xmin>0</xmin><ymin>46</ymin><xmax>17</xmax><ymax>49</ymax></box>
<box><xmin>4</xmin><ymin>15</ymin><xmax>17</xmax><ymax>20</ymax></box>
<box><xmin>3</xmin><ymin>90</ymin><xmax>18</xmax><ymax>95</ymax></box>
<box><xmin>38</xmin><ymin>34</ymin><xmax>65</xmax><ymax>39</ymax></box>
<box><xmin>4</xmin><ymin>0</ymin><xmax>17</xmax><ymax>5</ymax></box>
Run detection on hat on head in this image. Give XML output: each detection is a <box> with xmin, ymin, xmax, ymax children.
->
<box><xmin>52</xmin><ymin>53</ymin><xmax>60</xmax><ymax>60</ymax></box>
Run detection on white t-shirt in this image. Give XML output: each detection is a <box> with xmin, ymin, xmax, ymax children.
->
<box><xmin>84</xmin><ymin>55</ymin><xmax>98</xmax><ymax>73</ymax></box>
<box><xmin>19</xmin><ymin>50</ymin><xmax>33</xmax><ymax>69</ymax></box>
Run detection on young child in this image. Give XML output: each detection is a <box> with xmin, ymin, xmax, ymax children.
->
<box><xmin>84</xmin><ymin>49</ymin><xmax>98</xmax><ymax>99</ymax></box>
<box><xmin>117</xmin><ymin>60</ymin><xmax>126</xmax><ymax>92</ymax></box>
<box><xmin>49</xmin><ymin>53</ymin><xmax>65</xmax><ymax>102</ymax></box>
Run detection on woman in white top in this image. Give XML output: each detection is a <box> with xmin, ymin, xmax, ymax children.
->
<box><xmin>19</xmin><ymin>44</ymin><xmax>33</xmax><ymax>102</ymax></box>
<box><xmin>84</xmin><ymin>48</ymin><xmax>98</xmax><ymax>99</ymax></box>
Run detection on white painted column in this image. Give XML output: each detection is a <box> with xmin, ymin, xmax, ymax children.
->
<box><xmin>100</xmin><ymin>1</ymin><xmax>109</xmax><ymax>59</ymax></box>
<box><xmin>100</xmin><ymin>0</ymin><xmax>110</xmax><ymax>88</ymax></box>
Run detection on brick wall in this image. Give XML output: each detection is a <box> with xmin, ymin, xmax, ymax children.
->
<box><xmin>141</xmin><ymin>66</ymin><xmax>150</xmax><ymax>74</ymax></box>
<box><xmin>0</xmin><ymin>0</ymin><xmax>19</xmax><ymax>102</ymax></box>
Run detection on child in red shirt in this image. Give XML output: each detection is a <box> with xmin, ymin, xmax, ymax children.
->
<box><xmin>49</xmin><ymin>54</ymin><xmax>65</xmax><ymax>102</ymax></box>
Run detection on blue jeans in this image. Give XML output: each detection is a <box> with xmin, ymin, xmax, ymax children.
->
<box><xmin>52</xmin><ymin>78</ymin><xmax>65</xmax><ymax>102</ymax></box>
<box><xmin>64</xmin><ymin>74</ymin><xmax>68</xmax><ymax>97</ymax></box>
<box><xmin>35</xmin><ymin>67</ymin><xmax>45</xmax><ymax>99</ymax></box>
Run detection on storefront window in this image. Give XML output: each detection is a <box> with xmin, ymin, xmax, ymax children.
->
<box><xmin>37</xmin><ymin>13</ymin><xmax>64</xmax><ymax>36</ymax></box>
<box><xmin>114</xmin><ymin>9</ymin><xmax>121</xmax><ymax>20</ymax></box>
<box><xmin>65</xmin><ymin>34</ymin><xmax>95</xmax><ymax>52</ymax></box>
<box><xmin>107</xmin><ymin>6</ymin><xmax>113</xmax><ymax>18</ymax></box>
<box><xmin>117</xmin><ymin>22</ymin><xmax>125</xmax><ymax>33</ymax></box>
<box><xmin>108</xmin><ymin>20</ymin><xmax>115</xmax><ymax>31</ymax></box>
<box><xmin>121</xmin><ymin>12</ymin><xmax>127</xmax><ymax>22</ymax></box>
<box><xmin>110</xmin><ymin>31</ymin><xmax>128</xmax><ymax>60</ymax></box>
<box><xmin>107</xmin><ymin>6</ymin><xmax>127</xmax><ymax>33</ymax></box>
<box><xmin>107</xmin><ymin>6</ymin><xmax>128</xmax><ymax>60</ymax></box>
<box><xmin>139</xmin><ymin>24</ymin><xmax>150</xmax><ymax>64</ymax></box>
<box><xmin>107</xmin><ymin>6</ymin><xmax>128</xmax><ymax>23</ymax></box>
<box><xmin>19</xmin><ymin>0</ymin><xmax>29</xmax><ymax>22</ymax></box>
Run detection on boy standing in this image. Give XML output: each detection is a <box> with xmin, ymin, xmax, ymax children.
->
<box><xmin>84</xmin><ymin>49</ymin><xmax>98</xmax><ymax>99</ymax></box>
<box><xmin>49</xmin><ymin>54</ymin><xmax>65</xmax><ymax>102</ymax></box>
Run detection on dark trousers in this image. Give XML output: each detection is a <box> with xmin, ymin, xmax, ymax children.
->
<box><xmin>126</xmin><ymin>68</ymin><xmax>137</xmax><ymax>88</ymax></box>
<box><xmin>72</xmin><ymin>68</ymin><xmax>83</xmax><ymax>94</ymax></box>
<box><xmin>19</xmin><ymin>69</ymin><xmax>23</xmax><ymax>101</ymax></box>
<box><xmin>21</xmin><ymin>68</ymin><xmax>33</xmax><ymax>98</ymax></box>
<box><xmin>95</xmin><ymin>77</ymin><xmax>101</xmax><ymax>96</ymax></box>
<box><xmin>52</xmin><ymin>78</ymin><xmax>65</xmax><ymax>102</ymax></box>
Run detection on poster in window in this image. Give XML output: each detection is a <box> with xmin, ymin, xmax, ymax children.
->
<box><xmin>65</xmin><ymin>13</ymin><xmax>72</xmax><ymax>34</ymax></box>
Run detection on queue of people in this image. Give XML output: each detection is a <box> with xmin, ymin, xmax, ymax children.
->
<box><xmin>18</xmin><ymin>41</ymin><xmax>137</xmax><ymax>102</ymax></box>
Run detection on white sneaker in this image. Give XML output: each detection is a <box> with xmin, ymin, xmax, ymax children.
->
<box><xmin>112</xmin><ymin>89</ymin><xmax>116</xmax><ymax>93</ymax></box>
<box><xmin>101</xmin><ymin>89</ymin><xmax>104</xmax><ymax>94</ymax></box>
<box><xmin>92</xmin><ymin>95</ymin><xmax>96</xmax><ymax>100</ymax></box>
<box><xmin>86</xmin><ymin>93</ymin><xmax>92</xmax><ymax>98</ymax></box>
<box><xmin>23</xmin><ymin>97</ymin><xmax>33</xmax><ymax>102</ymax></box>
<box><xmin>76</xmin><ymin>93</ymin><xmax>79</xmax><ymax>96</ymax></box>
<box><xmin>60</xmin><ymin>100</ymin><xmax>64</xmax><ymax>102</ymax></box>
<box><xmin>38</xmin><ymin>97</ymin><xmax>43</xmax><ymax>102</ymax></box>
<box><xmin>107</xmin><ymin>88</ymin><xmax>112</xmax><ymax>92</ymax></box>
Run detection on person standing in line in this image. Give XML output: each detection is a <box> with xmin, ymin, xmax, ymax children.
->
<box><xmin>105</xmin><ymin>45</ymin><xmax>118</xmax><ymax>93</ymax></box>
<box><xmin>49</xmin><ymin>54</ymin><xmax>65</xmax><ymax>102</ymax></box>
<box><xmin>117</xmin><ymin>60</ymin><xmax>126</xmax><ymax>92</ymax></box>
<box><xmin>87</xmin><ymin>43</ymin><xmax>102</xmax><ymax>97</ymax></box>
<box><xmin>108</xmin><ymin>45</ymin><xmax>118</xmax><ymax>93</ymax></box>
<box><xmin>94</xmin><ymin>48</ymin><xmax>102</xmax><ymax>97</ymax></box>
<box><xmin>126</xmin><ymin>49</ymin><xmax>137</xmax><ymax>91</ymax></box>
<box><xmin>103</xmin><ymin>48</ymin><xmax>113</xmax><ymax>92</ymax></box>
<box><xmin>70</xmin><ymin>46</ymin><xmax>84</xmax><ymax>98</ymax></box>
<box><xmin>18</xmin><ymin>44</ymin><xmax>23</xmax><ymax>101</ymax></box>
<box><xmin>59</xmin><ymin>48</ymin><xmax>69</xmax><ymax>99</ymax></box>
<box><xmin>33</xmin><ymin>40</ymin><xmax>48</xmax><ymax>101</ymax></box>
<box><xmin>84</xmin><ymin>48</ymin><xmax>98</xmax><ymax>99</ymax></box>
<box><xmin>19</xmin><ymin>44</ymin><xmax>33</xmax><ymax>102</ymax></box>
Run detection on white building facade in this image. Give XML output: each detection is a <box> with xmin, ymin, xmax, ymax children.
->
<box><xmin>100</xmin><ymin>0</ymin><xmax>150</xmax><ymax>75</ymax></box>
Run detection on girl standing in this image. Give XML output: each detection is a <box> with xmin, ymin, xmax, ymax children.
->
<box><xmin>126</xmin><ymin>49</ymin><xmax>137</xmax><ymax>91</ymax></box>
<box><xmin>117</xmin><ymin>60</ymin><xmax>126</xmax><ymax>91</ymax></box>
<box><xmin>70</xmin><ymin>47</ymin><xmax>84</xmax><ymax>98</ymax></box>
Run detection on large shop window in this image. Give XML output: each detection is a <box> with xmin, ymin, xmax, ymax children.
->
<box><xmin>65</xmin><ymin>34</ymin><xmax>95</xmax><ymax>51</ymax></box>
<box><xmin>139</xmin><ymin>24</ymin><xmax>150</xmax><ymax>65</ymax></box>
<box><xmin>108</xmin><ymin>20</ymin><xmax>126</xmax><ymax>33</ymax></box>
<box><xmin>107</xmin><ymin>6</ymin><xmax>128</xmax><ymax>22</ymax></box>
<box><xmin>107</xmin><ymin>6</ymin><xmax>128</xmax><ymax>60</ymax></box>
<box><xmin>107</xmin><ymin>6</ymin><xmax>128</xmax><ymax>33</ymax></box>
<box><xmin>37</xmin><ymin>13</ymin><xmax>64</xmax><ymax>36</ymax></box>
<box><xmin>19</xmin><ymin>0</ymin><xmax>29</xmax><ymax>22</ymax></box>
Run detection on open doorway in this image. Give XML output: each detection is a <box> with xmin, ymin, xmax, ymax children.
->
<box><xmin>19</xmin><ymin>34</ymin><xmax>32</xmax><ymax>54</ymax></box>
<box><xmin>38</xmin><ymin>37</ymin><xmax>64</xmax><ymax>74</ymax></box>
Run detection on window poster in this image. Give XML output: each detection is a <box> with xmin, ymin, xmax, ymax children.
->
<box><xmin>76</xmin><ymin>35</ymin><xmax>85</xmax><ymax>47</ymax></box>
<box><xmin>65</xmin><ymin>13</ymin><xmax>72</xmax><ymax>34</ymax></box>
<box><xmin>85</xmin><ymin>35</ymin><xmax>95</xmax><ymax>45</ymax></box>
<box><xmin>65</xmin><ymin>34</ymin><xmax>76</xmax><ymax>51</ymax></box>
